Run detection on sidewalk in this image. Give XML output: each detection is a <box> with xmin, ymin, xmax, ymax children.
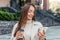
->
<box><xmin>0</xmin><ymin>26</ymin><xmax>60</xmax><ymax>40</ymax></box>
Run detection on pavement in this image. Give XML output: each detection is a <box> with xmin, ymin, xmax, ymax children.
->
<box><xmin>0</xmin><ymin>26</ymin><xmax>60</xmax><ymax>40</ymax></box>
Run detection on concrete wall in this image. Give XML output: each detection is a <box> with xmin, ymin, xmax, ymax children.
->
<box><xmin>43</xmin><ymin>0</ymin><xmax>49</xmax><ymax>10</ymax></box>
<box><xmin>31</xmin><ymin>0</ymin><xmax>49</xmax><ymax>10</ymax></box>
<box><xmin>31</xmin><ymin>0</ymin><xmax>35</xmax><ymax>4</ymax></box>
<box><xmin>0</xmin><ymin>0</ymin><xmax>10</xmax><ymax>7</ymax></box>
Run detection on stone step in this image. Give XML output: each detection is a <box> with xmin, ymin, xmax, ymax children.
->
<box><xmin>0</xmin><ymin>21</ymin><xmax>18</xmax><ymax>35</ymax></box>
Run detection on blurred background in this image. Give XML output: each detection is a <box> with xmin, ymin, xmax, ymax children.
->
<box><xmin>0</xmin><ymin>0</ymin><xmax>60</xmax><ymax>40</ymax></box>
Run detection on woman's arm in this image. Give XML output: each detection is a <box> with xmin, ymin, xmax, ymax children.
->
<box><xmin>38</xmin><ymin>30</ymin><xmax>46</xmax><ymax>40</ymax></box>
<box><xmin>11</xmin><ymin>23</ymin><xmax>24</xmax><ymax>40</ymax></box>
<box><xmin>11</xmin><ymin>23</ymin><xmax>18</xmax><ymax>40</ymax></box>
<box><xmin>36</xmin><ymin>22</ymin><xmax>46</xmax><ymax>40</ymax></box>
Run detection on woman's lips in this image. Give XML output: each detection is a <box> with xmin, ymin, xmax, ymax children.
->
<box><xmin>29</xmin><ymin>15</ymin><xmax>33</xmax><ymax>18</ymax></box>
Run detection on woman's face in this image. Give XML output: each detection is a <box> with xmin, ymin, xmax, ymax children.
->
<box><xmin>27</xmin><ymin>5</ymin><xmax>35</xmax><ymax>20</ymax></box>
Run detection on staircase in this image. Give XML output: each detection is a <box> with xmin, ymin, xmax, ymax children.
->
<box><xmin>36</xmin><ymin>10</ymin><xmax>60</xmax><ymax>27</ymax></box>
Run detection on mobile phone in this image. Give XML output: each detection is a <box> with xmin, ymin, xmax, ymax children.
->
<box><xmin>19</xmin><ymin>29</ymin><xmax>24</xmax><ymax>32</ymax></box>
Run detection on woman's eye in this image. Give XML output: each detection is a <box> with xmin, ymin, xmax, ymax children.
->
<box><xmin>28</xmin><ymin>10</ymin><xmax>34</xmax><ymax>13</ymax></box>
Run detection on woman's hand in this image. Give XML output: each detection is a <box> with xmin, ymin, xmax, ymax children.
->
<box><xmin>38</xmin><ymin>30</ymin><xmax>46</xmax><ymax>40</ymax></box>
<box><xmin>15</xmin><ymin>31</ymin><xmax>23</xmax><ymax>40</ymax></box>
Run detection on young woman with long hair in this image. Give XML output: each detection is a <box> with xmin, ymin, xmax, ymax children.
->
<box><xmin>11</xmin><ymin>3</ymin><xmax>46</xmax><ymax>40</ymax></box>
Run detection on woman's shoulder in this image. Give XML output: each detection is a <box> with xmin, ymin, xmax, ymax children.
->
<box><xmin>14</xmin><ymin>23</ymin><xmax>18</xmax><ymax>26</ymax></box>
<box><xmin>33</xmin><ymin>21</ymin><xmax>43</xmax><ymax>26</ymax></box>
<box><xmin>33</xmin><ymin>21</ymin><xmax>42</xmax><ymax>24</ymax></box>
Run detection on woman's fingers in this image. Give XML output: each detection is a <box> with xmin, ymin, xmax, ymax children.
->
<box><xmin>16</xmin><ymin>31</ymin><xmax>23</xmax><ymax>39</ymax></box>
<box><xmin>38</xmin><ymin>32</ymin><xmax>44</xmax><ymax>37</ymax></box>
<box><xmin>38</xmin><ymin>32</ymin><xmax>46</xmax><ymax>39</ymax></box>
<box><xmin>38</xmin><ymin>30</ymin><xmax>46</xmax><ymax>38</ymax></box>
<box><xmin>43</xmin><ymin>30</ymin><xmax>46</xmax><ymax>34</ymax></box>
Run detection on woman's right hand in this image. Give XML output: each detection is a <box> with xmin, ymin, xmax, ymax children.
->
<box><xmin>15</xmin><ymin>31</ymin><xmax>23</xmax><ymax>39</ymax></box>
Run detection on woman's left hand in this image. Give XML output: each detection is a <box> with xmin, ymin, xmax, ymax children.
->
<box><xmin>38</xmin><ymin>30</ymin><xmax>46</xmax><ymax>39</ymax></box>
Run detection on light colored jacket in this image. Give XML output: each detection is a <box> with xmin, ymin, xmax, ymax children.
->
<box><xmin>11</xmin><ymin>20</ymin><xmax>44</xmax><ymax>40</ymax></box>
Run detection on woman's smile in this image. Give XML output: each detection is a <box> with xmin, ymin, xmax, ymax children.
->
<box><xmin>27</xmin><ymin>6</ymin><xmax>35</xmax><ymax>20</ymax></box>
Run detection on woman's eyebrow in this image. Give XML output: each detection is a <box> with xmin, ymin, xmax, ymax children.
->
<box><xmin>28</xmin><ymin>9</ymin><xmax>32</xmax><ymax>12</ymax></box>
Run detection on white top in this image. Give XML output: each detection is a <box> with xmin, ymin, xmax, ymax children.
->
<box><xmin>11</xmin><ymin>20</ymin><xmax>44</xmax><ymax>40</ymax></box>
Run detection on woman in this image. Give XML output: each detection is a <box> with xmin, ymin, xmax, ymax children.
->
<box><xmin>11</xmin><ymin>3</ymin><xmax>46</xmax><ymax>40</ymax></box>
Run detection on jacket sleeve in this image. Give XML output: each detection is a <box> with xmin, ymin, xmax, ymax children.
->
<box><xmin>36</xmin><ymin>22</ymin><xmax>47</xmax><ymax>40</ymax></box>
<box><xmin>11</xmin><ymin>23</ymin><xmax>18</xmax><ymax>40</ymax></box>
<box><xmin>37</xmin><ymin>21</ymin><xmax>48</xmax><ymax>33</ymax></box>
<box><xmin>35</xmin><ymin>21</ymin><xmax>44</xmax><ymax>33</ymax></box>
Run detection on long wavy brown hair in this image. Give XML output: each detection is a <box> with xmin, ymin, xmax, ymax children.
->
<box><xmin>14</xmin><ymin>3</ymin><xmax>36</xmax><ymax>37</ymax></box>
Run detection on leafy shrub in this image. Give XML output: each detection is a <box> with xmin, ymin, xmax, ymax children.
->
<box><xmin>0</xmin><ymin>10</ymin><xmax>21</xmax><ymax>21</ymax></box>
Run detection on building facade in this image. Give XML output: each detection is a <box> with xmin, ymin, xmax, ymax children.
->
<box><xmin>0</xmin><ymin>0</ymin><xmax>10</xmax><ymax>7</ymax></box>
<box><xmin>43</xmin><ymin>0</ymin><xmax>49</xmax><ymax>10</ymax></box>
<box><xmin>26</xmin><ymin>0</ymin><xmax>49</xmax><ymax>10</ymax></box>
<box><xmin>0</xmin><ymin>0</ymin><xmax>49</xmax><ymax>10</ymax></box>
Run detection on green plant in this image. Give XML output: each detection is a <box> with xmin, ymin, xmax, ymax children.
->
<box><xmin>14</xmin><ymin>12</ymin><xmax>21</xmax><ymax>20</ymax></box>
<box><xmin>0</xmin><ymin>10</ymin><xmax>14</xmax><ymax>21</ymax></box>
<box><xmin>0</xmin><ymin>9</ymin><xmax>21</xmax><ymax>21</ymax></box>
